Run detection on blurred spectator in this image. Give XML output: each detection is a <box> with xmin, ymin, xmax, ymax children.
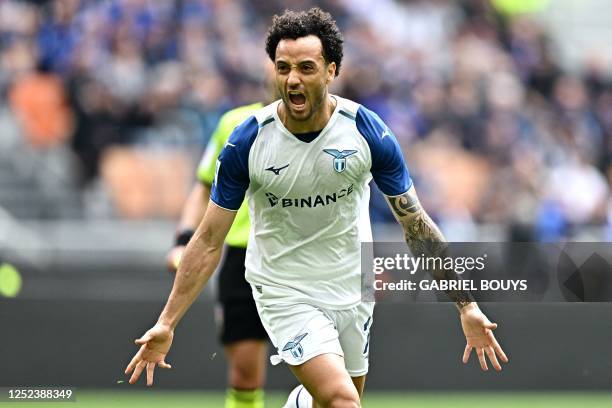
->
<box><xmin>9</xmin><ymin>62</ymin><xmax>73</xmax><ymax>148</ymax></box>
<box><xmin>100</xmin><ymin>146</ymin><xmax>192</xmax><ymax>219</ymax></box>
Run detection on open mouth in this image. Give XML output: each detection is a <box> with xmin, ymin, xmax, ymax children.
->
<box><xmin>288</xmin><ymin>91</ymin><xmax>306</xmax><ymax>108</ymax></box>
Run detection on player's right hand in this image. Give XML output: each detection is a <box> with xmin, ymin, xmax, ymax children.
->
<box><xmin>165</xmin><ymin>246</ymin><xmax>186</xmax><ymax>272</ymax></box>
<box><xmin>125</xmin><ymin>324</ymin><xmax>174</xmax><ymax>386</ymax></box>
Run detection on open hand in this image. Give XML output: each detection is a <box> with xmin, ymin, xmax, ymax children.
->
<box><xmin>125</xmin><ymin>324</ymin><xmax>174</xmax><ymax>386</ymax></box>
<box><xmin>460</xmin><ymin>304</ymin><xmax>508</xmax><ymax>371</ymax></box>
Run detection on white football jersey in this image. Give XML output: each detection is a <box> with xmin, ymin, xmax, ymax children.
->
<box><xmin>211</xmin><ymin>96</ymin><xmax>412</xmax><ymax>309</ymax></box>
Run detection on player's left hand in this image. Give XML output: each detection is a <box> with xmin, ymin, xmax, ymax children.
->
<box><xmin>124</xmin><ymin>323</ymin><xmax>174</xmax><ymax>386</ymax></box>
<box><xmin>460</xmin><ymin>303</ymin><xmax>508</xmax><ymax>371</ymax></box>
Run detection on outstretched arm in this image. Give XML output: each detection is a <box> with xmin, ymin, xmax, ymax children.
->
<box><xmin>128</xmin><ymin>111</ymin><xmax>256</xmax><ymax>385</ymax></box>
<box><xmin>385</xmin><ymin>184</ymin><xmax>508</xmax><ymax>371</ymax></box>
<box><xmin>125</xmin><ymin>203</ymin><xmax>236</xmax><ymax>385</ymax></box>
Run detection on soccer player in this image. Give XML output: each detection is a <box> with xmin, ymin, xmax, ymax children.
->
<box><xmin>166</xmin><ymin>101</ymin><xmax>269</xmax><ymax>408</ymax></box>
<box><xmin>125</xmin><ymin>8</ymin><xmax>508</xmax><ymax>408</ymax></box>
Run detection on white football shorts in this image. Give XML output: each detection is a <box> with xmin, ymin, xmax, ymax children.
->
<box><xmin>253</xmin><ymin>291</ymin><xmax>375</xmax><ymax>377</ymax></box>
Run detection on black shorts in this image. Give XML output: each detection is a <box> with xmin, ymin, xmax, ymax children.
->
<box><xmin>216</xmin><ymin>246</ymin><xmax>268</xmax><ymax>345</ymax></box>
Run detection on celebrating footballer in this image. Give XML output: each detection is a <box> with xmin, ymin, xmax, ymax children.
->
<box><xmin>125</xmin><ymin>8</ymin><xmax>508</xmax><ymax>408</ymax></box>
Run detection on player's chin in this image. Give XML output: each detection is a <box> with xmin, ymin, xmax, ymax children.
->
<box><xmin>288</xmin><ymin>101</ymin><xmax>309</xmax><ymax>119</ymax></box>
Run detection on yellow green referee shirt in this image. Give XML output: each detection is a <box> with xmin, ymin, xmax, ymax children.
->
<box><xmin>197</xmin><ymin>102</ymin><xmax>263</xmax><ymax>248</ymax></box>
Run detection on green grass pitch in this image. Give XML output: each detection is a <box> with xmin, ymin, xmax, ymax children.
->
<box><xmin>7</xmin><ymin>390</ymin><xmax>612</xmax><ymax>407</ymax></box>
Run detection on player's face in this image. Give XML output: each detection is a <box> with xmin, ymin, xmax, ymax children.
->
<box><xmin>274</xmin><ymin>35</ymin><xmax>336</xmax><ymax>123</ymax></box>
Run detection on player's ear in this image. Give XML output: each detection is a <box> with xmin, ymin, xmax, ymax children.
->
<box><xmin>326</xmin><ymin>62</ymin><xmax>336</xmax><ymax>84</ymax></box>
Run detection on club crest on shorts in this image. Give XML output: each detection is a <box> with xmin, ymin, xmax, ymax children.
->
<box><xmin>323</xmin><ymin>149</ymin><xmax>358</xmax><ymax>173</ymax></box>
<box><xmin>282</xmin><ymin>333</ymin><xmax>308</xmax><ymax>359</ymax></box>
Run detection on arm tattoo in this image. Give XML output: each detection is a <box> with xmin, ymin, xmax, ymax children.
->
<box><xmin>387</xmin><ymin>187</ymin><xmax>472</xmax><ymax>309</ymax></box>
<box><xmin>388</xmin><ymin>193</ymin><xmax>419</xmax><ymax>216</ymax></box>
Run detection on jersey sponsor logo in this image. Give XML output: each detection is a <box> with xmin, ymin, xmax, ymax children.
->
<box><xmin>265</xmin><ymin>163</ymin><xmax>290</xmax><ymax>175</ymax></box>
<box><xmin>283</xmin><ymin>333</ymin><xmax>308</xmax><ymax>359</ymax></box>
<box><xmin>265</xmin><ymin>184</ymin><xmax>354</xmax><ymax>208</ymax></box>
<box><xmin>323</xmin><ymin>149</ymin><xmax>358</xmax><ymax>173</ymax></box>
<box><xmin>265</xmin><ymin>192</ymin><xmax>279</xmax><ymax>207</ymax></box>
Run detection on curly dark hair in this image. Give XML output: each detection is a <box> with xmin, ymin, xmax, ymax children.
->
<box><xmin>265</xmin><ymin>8</ymin><xmax>344</xmax><ymax>76</ymax></box>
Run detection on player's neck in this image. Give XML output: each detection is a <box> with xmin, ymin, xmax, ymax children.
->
<box><xmin>279</xmin><ymin>95</ymin><xmax>336</xmax><ymax>134</ymax></box>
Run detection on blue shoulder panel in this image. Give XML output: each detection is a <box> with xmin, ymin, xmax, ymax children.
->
<box><xmin>356</xmin><ymin>106</ymin><xmax>412</xmax><ymax>196</ymax></box>
<box><xmin>210</xmin><ymin>116</ymin><xmax>259</xmax><ymax>210</ymax></box>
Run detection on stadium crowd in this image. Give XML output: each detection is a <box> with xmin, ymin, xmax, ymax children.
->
<box><xmin>1</xmin><ymin>0</ymin><xmax>611</xmax><ymax>241</ymax></box>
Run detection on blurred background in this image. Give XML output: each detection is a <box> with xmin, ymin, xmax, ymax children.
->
<box><xmin>1</xmin><ymin>0</ymin><xmax>612</xmax><ymax>406</ymax></box>
<box><xmin>1</xmin><ymin>0</ymin><xmax>612</xmax><ymax>238</ymax></box>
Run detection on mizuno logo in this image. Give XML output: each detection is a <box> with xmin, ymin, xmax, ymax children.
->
<box><xmin>381</xmin><ymin>128</ymin><xmax>391</xmax><ymax>138</ymax></box>
<box><xmin>265</xmin><ymin>164</ymin><xmax>289</xmax><ymax>175</ymax></box>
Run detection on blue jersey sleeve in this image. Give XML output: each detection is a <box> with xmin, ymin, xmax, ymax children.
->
<box><xmin>356</xmin><ymin>106</ymin><xmax>412</xmax><ymax>196</ymax></box>
<box><xmin>210</xmin><ymin>116</ymin><xmax>259</xmax><ymax>210</ymax></box>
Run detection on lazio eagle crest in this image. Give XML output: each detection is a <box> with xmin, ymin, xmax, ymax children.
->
<box><xmin>323</xmin><ymin>149</ymin><xmax>358</xmax><ymax>173</ymax></box>
<box><xmin>282</xmin><ymin>333</ymin><xmax>308</xmax><ymax>359</ymax></box>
